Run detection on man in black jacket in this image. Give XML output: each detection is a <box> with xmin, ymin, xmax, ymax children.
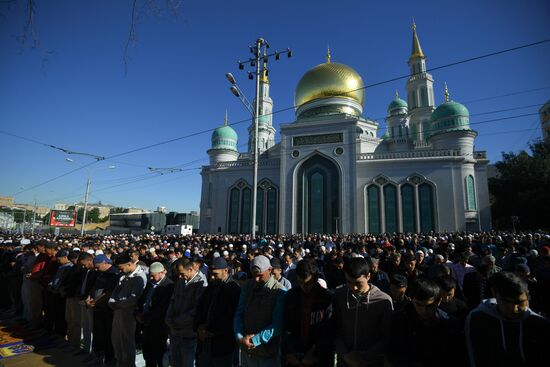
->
<box><xmin>194</xmin><ymin>257</ymin><xmax>241</xmax><ymax>367</ymax></box>
<box><xmin>389</xmin><ymin>278</ymin><xmax>465</xmax><ymax>367</ymax></box>
<box><xmin>61</xmin><ymin>251</ymin><xmax>86</xmax><ymax>350</ymax></box>
<box><xmin>85</xmin><ymin>254</ymin><xmax>119</xmax><ymax>366</ymax></box>
<box><xmin>284</xmin><ymin>258</ymin><xmax>333</xmax><ymax>367</ymax></box>
<box><xmin>136</xmin><ymin>262</ymin><xmax>174</xmax><ymax>367</ymax></box>
<box><xmin>466</xmin><ymin>271</ymin><xmax>550</xmax><ymax>367</ymax></box>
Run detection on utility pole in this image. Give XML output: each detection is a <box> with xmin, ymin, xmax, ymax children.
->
<box><xmin>31</xmin><ymin>197</ymin><xmax>37</xmax><ymax>235</ymax></box>
<box><xmin>226</xmin><ymin>39</ymin><xmax>291</xmax><ymax>239</ymax></box>
<box><xmin>81</xmin><ymin>176</ymin><xmax>91</xmax><ymax>236</ymax></box>
<box><xmin>251</xmin><ymin>38</ymin><xmax>262</xmax><ymax>240</ymax></box>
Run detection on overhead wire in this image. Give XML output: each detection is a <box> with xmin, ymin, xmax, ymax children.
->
<box><xmin>99</xmin><ymin>38</ymin><xmax>550</xmax><ymax>160</ymax></box>
<box><xmin>7</xmin><ymin>38</ymin><xmax>550</xmax><ymax>197</ymax></box>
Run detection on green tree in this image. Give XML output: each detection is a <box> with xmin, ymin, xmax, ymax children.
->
<box><xmin>110</xmin><ymin>207</ymin><xmax>127</xmax><ymax>214</ymax></box>
<box><xmin>489</xmin><ymin>139</ymin><xmax>550</xmax><ymax>230</ymax></box>
<box><xmin>87</xmin><ymin>208</ymin><xmax>100</xmax><ymax>223</ymax></box>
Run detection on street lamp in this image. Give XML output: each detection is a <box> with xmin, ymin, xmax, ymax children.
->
<box><xmin>66</xmin><ymin>158</ymin><xmax>115</xmax><ymax>236</ymax></box>
<box><xmin>226</xmin><ymin>38</ymin><xmax>291</xmax><ymax>238</ymax></box>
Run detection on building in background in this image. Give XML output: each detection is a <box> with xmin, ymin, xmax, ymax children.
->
<box><xmin>166</xmin><ymin>211</ymin><xmax>200</xmax><ymax>230</ymax></box>
<box><xmin>0</xmin><ymin>196</ymin><xmax>14</xmax><ymax>207</ymax></box>
<box><xmin>108</xmin><ymin>212</ymin><xmax>167</xmax><ymax>234</ymax></box>
<box><xmin>0</xmin><ymin>212</ymin><xmax>16</xmax><ymax>230</ymax></box>
<box><xmin>200</xmin><ymin>23</ymin><xmax>491</xmax><ymax>234</ymax></box>
<box><xmin>108</xmin><ymin>210</ymin><xmax>199</xmax><ymax>234</ymax></box>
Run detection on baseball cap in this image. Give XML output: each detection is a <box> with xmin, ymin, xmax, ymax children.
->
<box><xmin>149</xmin><ymin>262</ymin><xmax>165</xmax><ymax>273</ymax></box>
<box><xmin>250</xmin><ymin>255</ymin><xmax>271</xmax><ymax>273</ymax></box>
<box><xmin>94</xmin><ymin>254</ymin><xmax>112</xmax><ymax>265</ymax></box>
<box><xmin>211</xmin><ymin>257</ymin><xmax>228</xmax><ymax>270</ymax></box>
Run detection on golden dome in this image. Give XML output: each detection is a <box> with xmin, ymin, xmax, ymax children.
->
<box><xmin>294</xmin><ymin>62</ymin><xmax>365</xmax><ymax>111</ymax></box>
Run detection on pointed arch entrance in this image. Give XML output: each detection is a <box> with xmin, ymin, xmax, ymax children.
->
<box><xmin>296</xmin><ymin>154</ymin><xmax>340</xmax><ymax>234</ymax></box>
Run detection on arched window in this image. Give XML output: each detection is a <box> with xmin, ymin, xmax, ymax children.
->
<box><xmin>266</xmin><ymin>188</ymin><xmax>277</xmax><ymax>234</ymax></box>
<box><xmin>419</xmin><ymin>183</ymin><xmax>435</xmax><ymax>232</ymax></box>
<box><xmin>401</xmin><ymin>184</ymin><xmax>415</xmax><ymax>233</ymax></box>
<box><xmin>384</xmin><ymin>185</ymin><xmax>398</xmax><ymax>233</ymax></box>
<box><xmin>310</xmin><ymin>172</ymin><xmax>325</xmax><ymax>233</ymax></box>
<box><xmin>240</xmin><ymin>188</ymin><xmax>251</xmax><ymax>234</ymax></box>
<box><xmin>466</xmin><ymin>175</ymin><xmax>477</xmax><ymax>210</ymax></box>
<box><xmin>297</xmin><ymin>155</ymin><xmax>339</xmax><ymax>234</ymax></box>
<box><xmin>367</xmin><ymin>185</ymin><xmax>380</xmax><ymax>234</ymax></box>
<box><xmin>228</xmin><ymin>188</ymin><xmax>240</xmax><ymax>234</ymax></box>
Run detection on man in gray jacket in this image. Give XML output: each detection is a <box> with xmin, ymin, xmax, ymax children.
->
<box><xmin>108</xmin><ymin>253</ymin><xmax>147</xmax><ymax>367</ymax></box>
<box><xmin>165</xmin><ymin>257</ymin><xmax>207</xmax><ymax>367</ymax></box>
<box><xmin>233</xmin><ymin>255</ymin><xmax>287</xmax><ymax>367</ymax></box>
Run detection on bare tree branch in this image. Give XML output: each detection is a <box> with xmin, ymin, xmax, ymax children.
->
<box><xmin>124</xmin><ymin>0</ymin><xmax>184</xmax><ymax>75</ymax></box>
<box><xmin>6</xmin><ymin>0</ymin><xmax>52</xmax><ymax>72</ymax></box>
<box><xmin>123</xmin><ymin>0</ymin><xmax>139</xmax><ymax>75</ymax></box>
<box><xmin>3</xmin><ymin>0</ymin><xmax>184</xmax><ymax>74</ymax></box>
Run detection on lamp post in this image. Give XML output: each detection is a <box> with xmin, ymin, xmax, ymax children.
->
<box><xmin>66</xmin><ymin>158</ymin><xmax>115</xmax><ymax>236</ymax></box>
<box><xmin>226</xmin><ymin>38</ymin><xmax>291</xmax><ymax>238</ymax></box>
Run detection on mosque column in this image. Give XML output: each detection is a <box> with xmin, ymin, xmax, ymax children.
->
<box><xmin>414</xmin><ymin>184</ymin><xmax>421</xmax><ymax>233</ymax></box>
<box><xmin>397</xmin><ymin>185</ymin><xmax>404</xmax><ymax>232</ymax></box>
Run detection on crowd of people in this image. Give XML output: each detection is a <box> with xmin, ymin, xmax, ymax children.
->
<box><xmin>0</xmin><ymin>230</ymin><xmax>549</xmax><ymax>367</ymax></box>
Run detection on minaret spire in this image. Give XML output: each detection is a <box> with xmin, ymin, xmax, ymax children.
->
<box><xmin>326</xmin><ymin>45</ymin><xmax>331</xmax><ymax>63</ymax></box>
<box><xmin>444</xmin><ymin>82</ymin><xmax>450</xmax><ymax>102</ymax></box>
<box><xmin>260</xmin><ymin>49</ymin><xmax>269</xmax><ymax>84</ymax></box>
<box><xmin>395</xmin><ymin>89</ymin><xmax>399</xmax><ymax>100</ymax></box>
<box><xmin>410</xmin><ymin>19</ymin><xmax>425</xmax><ymax>60</ymax></box>
<box><xmin>224</xmin><ymin>110</ymin><xmax>228</xmax><ymax>126</ymax></box>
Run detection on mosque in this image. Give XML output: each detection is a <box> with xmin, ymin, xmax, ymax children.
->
<box><xmin>199</xmin><ymin>24</ymin><xmax>492</xmax><ymax>235</ymax></box>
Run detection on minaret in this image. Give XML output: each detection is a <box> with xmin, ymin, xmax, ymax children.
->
<box><xmin>406</xmin><ymin>20</ymin><xmax>436</xmax><ymax>143</ymax></box>
<box><xmin>248</xmin><ymin>50</ymin><xmax>276</xmax><ymax>154</ymax></box>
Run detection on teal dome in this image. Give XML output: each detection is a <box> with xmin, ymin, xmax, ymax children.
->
<box><xmin>211</xmin><ymin>125</ymin><xmax>238</xmax><ymax>151</ymax></box>
<box><xmin>212</xmin><ymin>125</ymin><xmax>238</xmax><ymax>141</ymax></box>
<box><xmin>387</xmin><ymin>98</ymin><xmax>408</xmax><ymax>113</ymax></box>
<box><xmin>429</xmin><ymin>100</ymin><xmax>472</xmax><ymax>139</ymax></box>
<box><xmin>431</xmin><ymin>101</ymin><xmax>469</xmax><ymax>121</ymax></box>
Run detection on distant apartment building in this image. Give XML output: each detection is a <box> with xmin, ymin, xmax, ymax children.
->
<box><xmin>0</xmin><ymin>212</ymin><xmax>16</xmax><ymax>229</ymax></box>
<box><xmin>55</xmin><ymin>202</ymin><xmax>119</xmax><ymax>218</ymax></box>
<box><xmin>108</xmin><ymin>212</ymin><xmax>167</xmax><ymax>234</ymax></box>
<box><xmin>0</xmin><ymin>196</ymin><xmax>15</xmax><ymax>207</ymax></box>
<box><xmin>108</xmin><ymin>210</ymin><xmax>199</xmax><ymax>234</ymax></box>
<box><xmin>166</xmin><ymin>211</ymin><xmax>200</xmax><ymax>231</ymax></box>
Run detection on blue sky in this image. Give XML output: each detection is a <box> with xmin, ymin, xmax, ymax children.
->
<box><xmin>1</xmin><ymin>0</ymin><xmax>549</xmax><ymax>213</ymax></box>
